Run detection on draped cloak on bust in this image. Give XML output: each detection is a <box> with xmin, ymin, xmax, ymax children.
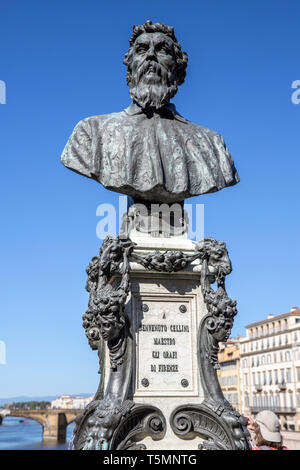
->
<box><xmin>61</xmin><ymin>102</ymin><xmax>240</xmax><ymax>203</ymax></box>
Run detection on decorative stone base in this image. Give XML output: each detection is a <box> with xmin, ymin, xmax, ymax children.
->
<box><xmin>124</xmin><ymin>234</ymin><xmax>205</xmax><ymax>449</ymax></box>
<box><xmin>71</xmin><ymin>228</ymin><xmax>251</xmax><ymax>450</ymax></box>
<box><xmin>110</xmin><ymin>234</ymin><xmax>203</xmax><ymax>449</ymax></box>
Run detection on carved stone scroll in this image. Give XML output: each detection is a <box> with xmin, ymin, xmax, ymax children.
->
<box><xmin>73</xmin><ymin>236</ymin><xmax>136</xmax><ymax>450</ymax></box>
<box><xmin>195</xmin><ymin>238</ymin><xmax>251</xmax><ymax>449</ymax></box>
<box><xmin>111</xmin><ymin>405</ymin><xmax>166</xmax><ymax>450</ymax></box>
<box><xmin>170</xmin><ymin>404</ymin><xmax>249</xmax><ymax>450</ymax></box>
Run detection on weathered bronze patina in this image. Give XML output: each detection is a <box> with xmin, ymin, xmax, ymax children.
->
<box><xmin>62</xmin><ymin>21</ymin><xmax>250</xmax><ymax>451</ymax></box>
<box><xmin>61</xmin><ymin>20</ymin><xmax>239</xmax><ymax>204</ymax></box>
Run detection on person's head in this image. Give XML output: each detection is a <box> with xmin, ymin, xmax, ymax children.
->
<box><xmin>124</xmin><ymin>20</ymin><xmax>188</xmax><ymax>109</ymax></box>
<box><xmin>254</xmin><ymin>410</ymin><xmax>283</xmax><ymax>448</ymax></box>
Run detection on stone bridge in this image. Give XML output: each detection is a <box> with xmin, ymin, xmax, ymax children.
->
<box><xmin>0</xmin><ymin>409</ymin><xmax>10</xmax><ymax>425</ymax></box>
<box><xmin>0</xmin><ymin>408</ymin><xmax>82</xmax><ymax>442</ymax></box>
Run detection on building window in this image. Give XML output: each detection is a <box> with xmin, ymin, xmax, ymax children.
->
<box><xmin>294</xmin><ymin>332</ymin><xmax>298</xmax><ymax>342</ymax></box>
<box><xmin>285</xmin><ymin>351</ymin><xmax>291</xmax><ymax>362</ymax></box>
<box><xmin>280</xmin><ymin>352</ymin><xmax>283</xmax><ymax>362</ymax></box>
<box><xmin>282</xmin><ymin>393</ymin><xmax>287</xmax><ymax>407</ymax></box>
<box><xmin>286</xmin><ymin>369</ymin><xmax>292</xmax><ymax>383</ymax></box>
<box><xmin>297</xmin><ymin>367</ymin><xmax>300</xmax><ymax>382</ymax></box>
<box><xmin>257</xmin><ymin>372</ymin><xmax>261</xmax><ymax>385</ymax></box>
<box><xmin>274</xmin><ymin>370</ymin><xmax>278</xmax><ymax>384</ymax></box>
<box><xmin>269</xmin><ymin>371</ymin><xmax>272</xmax><ymax>385</ymax></box>
<box><xmin>263</xmin><ymin>371</ymin><xmax>266</xmax><ymax>385</ymax></box>
<box><xmin>245</xmin><ymin>374</ymin><xmax>248</xmax><ymax>386</ymax></box>
<box><xmin>267</xmin><ymin>354</ymin><xmax>271</xmax><ymax>364</ymax></box>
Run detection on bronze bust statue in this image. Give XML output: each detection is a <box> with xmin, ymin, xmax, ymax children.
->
<box><xmin>61</xmin><ymin>20</ymin><xmax>239</xmax><ymax>204</ymax></box>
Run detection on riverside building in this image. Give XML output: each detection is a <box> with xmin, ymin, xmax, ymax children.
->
<box><xmin>239</xmin><ymin>307</ymin><xmax>300</xmax><ymax>431</ymax></box>
<box><xmin>218</xmin><ymin>339</ymin><xmax>242</xmax><ymax>412</ymax></box>
<box><xmin>51</xmin><ymin>394</ymin><xmax>93</xmax><ymax>409</ymax></box>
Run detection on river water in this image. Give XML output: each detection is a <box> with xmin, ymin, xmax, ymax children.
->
<box><xmin>0</xmin><ymin>416</ymin><xmax>76</xmax><ymax>450</ymax></box>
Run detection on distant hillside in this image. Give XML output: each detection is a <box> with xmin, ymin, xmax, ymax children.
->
<box><xmin>0</xmin><ymin>393</ymin><xmax>93</xmax><ymax>407</ymax></box>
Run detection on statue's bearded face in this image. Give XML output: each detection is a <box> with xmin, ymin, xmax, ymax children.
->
<box><xmin>128</xmin><ymin>32</ymin><xmax>178</xmax><ymax>109</ymax></box>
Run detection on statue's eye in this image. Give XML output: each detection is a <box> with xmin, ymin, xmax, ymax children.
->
<box><xmin>136</xmin><ymin>44</ymin><xmax>148</xmax><ymax>53</ymax></box>
<box><xmin>157</xmin><ymin>44</ymin><xmax>171</xmax><ymax>54</ymax></box>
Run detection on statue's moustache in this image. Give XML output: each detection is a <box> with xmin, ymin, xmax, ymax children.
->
<box><xmin>135</xmin><ymin>60</ymin><xmax>169</xmax><ymax>84</ymax></box>
<box><xmin>129</xmin><ymin>59</ymin><xmax>178</xmax><ymax>109</ymax></box>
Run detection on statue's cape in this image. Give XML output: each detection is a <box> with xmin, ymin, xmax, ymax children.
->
<box><xmin>60</xmin><ymin>102</ymin><xmax>239</xmax><ymax>203</ymax></box>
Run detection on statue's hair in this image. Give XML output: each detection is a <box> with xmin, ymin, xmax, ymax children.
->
<box><xmin>124</xmin><ymin>20</ymin><xmax>188</xmax><ymax>86</ymax></box>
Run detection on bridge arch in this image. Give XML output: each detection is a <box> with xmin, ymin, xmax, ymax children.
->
<box><xmin>8</xmin><ymin>412</ymin><xmax>46</xmax><ymax>427</ymax></box>
<box><xmin>4</xmin><ymin>409</ymin><xmax>81</xmax><ymax>442</ymax></box>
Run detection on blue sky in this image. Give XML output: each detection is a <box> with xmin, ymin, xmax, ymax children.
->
<box><xmin>0</xmin><ymin>0</ymin><xmax>299</xmax><ymax>397</ymax></box>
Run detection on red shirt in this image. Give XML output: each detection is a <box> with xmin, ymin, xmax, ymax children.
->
<box><xmin>252</xmin><ymin>445</ymin><xmax>288</xmax><ymax>450</ymax></box>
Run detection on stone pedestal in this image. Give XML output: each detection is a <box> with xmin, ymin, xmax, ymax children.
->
<box><xmin>102</xmin><ymin>234</ymin><xmax>206</xmax><ymax>449</ymax></box>
<box><xmin>72</xmin><ymin>228</ymin><xmax>251</xmax><ymax>450</ymax></box>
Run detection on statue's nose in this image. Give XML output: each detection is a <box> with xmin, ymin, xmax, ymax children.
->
<box><xmin>146</xmin><ymin>46</ymin><xmax>157</xmax><ymax>60</ymax></box>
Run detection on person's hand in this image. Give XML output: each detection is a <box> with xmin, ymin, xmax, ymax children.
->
<box><xmin>246</xmin><ymin>416</ymin><xmax>258</xmax><ymax>432</ymax></box>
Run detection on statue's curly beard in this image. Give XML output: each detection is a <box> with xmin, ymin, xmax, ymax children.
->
<box><xmin>128</xmin><ymin>60</ymin><xmax>178</xmax><ymax>110</ymax></box>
